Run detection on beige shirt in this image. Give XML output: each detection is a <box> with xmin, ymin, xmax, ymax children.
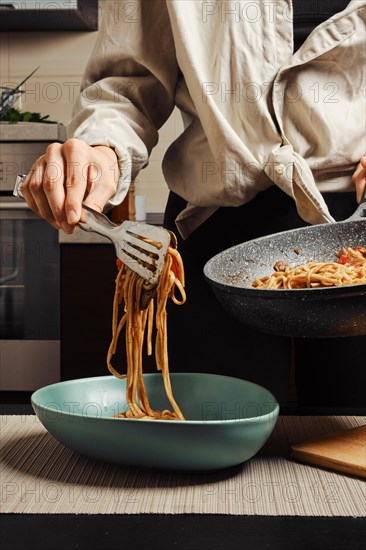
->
<box><xmin>68</xmin><ymin>0</ymin><xmax>366</xmax><ymax>238</ymax></box>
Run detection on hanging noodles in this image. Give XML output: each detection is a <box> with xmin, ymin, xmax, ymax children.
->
<box><xmin>252</xmin><ymin>246</ymin><xmax>366</xmax><ymax>289</ymax></box>
<box><xmin>107</xmin><ymin>245</ymin><xmax>186</xmax><ymax>420</ymax></box>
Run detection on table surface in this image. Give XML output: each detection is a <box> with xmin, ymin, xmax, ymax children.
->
<box><xmin>1</xmin><ymin>404</ymin><xmax>365</xmax><ymax>550</ymax></box>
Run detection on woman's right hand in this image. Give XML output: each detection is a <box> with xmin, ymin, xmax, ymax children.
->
<box><xmin>20</xmin><ymin>138</ymin><xmax>119</xmax><ymax>233</ymax></box>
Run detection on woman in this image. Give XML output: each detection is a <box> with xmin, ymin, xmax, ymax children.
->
<box><xmin>20</xmin><ymin>1</ymin><xmax>366</xmax><ymax>405</ymax></box>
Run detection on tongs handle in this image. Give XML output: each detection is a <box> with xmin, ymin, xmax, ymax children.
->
<box><xmin>347</xmin><ymin>186</ymin><xmax>366</xmax><ymax>222</ymax></box>
<box><xmin>13</xmin><ymin>174</ymin><xmax>118</xmax><ymax>245</ymax></box>
<box><xmin>78</xmin><ymin>204</ymin><xmax>120</xmax><ymax>245</ymax></box>
<box><xmin>13</xmin><ymin>174</ymin><xmax>26</xmax><ymax>198</ymax></box>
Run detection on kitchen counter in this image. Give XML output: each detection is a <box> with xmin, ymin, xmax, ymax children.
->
<box><xmin>59</xmin><ymin>227</ymin><xmax>111</xmax><ymax>244</ymax></box>
<box><xmin>1</xmin><ymin>404</ymin><xmax>365</xmax><ymax>550</ymax></box>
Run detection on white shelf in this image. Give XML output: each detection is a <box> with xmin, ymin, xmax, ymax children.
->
<box><xmin>0</xmin><ymin>122</ymin><xmax>66</xmax><ymax>142</ymax></box>
<box><xmin>0</xmin><ymin>0</ymin><xmax>98</xmax><ymax>30</ymax></box>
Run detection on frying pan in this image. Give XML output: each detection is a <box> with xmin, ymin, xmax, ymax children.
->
<box><xmin>204</xmin><ymin>190</ymin><xmax>366</xmax><ymax>338</ymax></box>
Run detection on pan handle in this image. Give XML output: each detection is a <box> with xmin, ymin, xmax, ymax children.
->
<box><xmin>346</xmin><ymin>187</ymin><xmax>366</xmax><ymax>221</ymax></box>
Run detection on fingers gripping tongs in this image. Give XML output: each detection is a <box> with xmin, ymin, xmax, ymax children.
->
<box><xmin>13</xmin><ymin>175</ymin><xmax>172</xmax><ymax>287</ymax></box>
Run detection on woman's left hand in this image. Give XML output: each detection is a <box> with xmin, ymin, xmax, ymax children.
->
<box><xmin>352</xmin><ymin>156</ymin><xmax>366</xmax><ymax>202</ymax></box>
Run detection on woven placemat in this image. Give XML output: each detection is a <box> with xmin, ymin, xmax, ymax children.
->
<box><xmin>0</xmin><ymin>415</ymin><xmax>365</xmax><ymax>516</ymax></box>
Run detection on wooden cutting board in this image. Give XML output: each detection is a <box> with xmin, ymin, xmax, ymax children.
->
<box><xmin>290</xmin><ymin>424</ymin><xmax>366</xmax><ymax>479</ymax></box>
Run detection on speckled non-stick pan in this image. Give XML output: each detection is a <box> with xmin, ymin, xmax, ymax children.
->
<box><xmin>204</xmin><ymin>191</ymin><xmax>366</xmax><ymax>338</ymax></box>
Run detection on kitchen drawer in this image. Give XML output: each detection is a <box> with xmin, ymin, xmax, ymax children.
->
<box><xmin>0</xmin><ymin>340</ymin><xmax>60</xmax><ymax>391</ymax></box>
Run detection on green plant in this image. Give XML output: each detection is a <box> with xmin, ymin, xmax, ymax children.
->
<box><xmin>3</xmin><ymin>107</ymin><xmax>58</xmax><ymax>124</ymax></box>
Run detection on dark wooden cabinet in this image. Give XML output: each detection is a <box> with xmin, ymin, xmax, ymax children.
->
<box><xmin>61</xmin><ymin>242</ymin><xmax>157</xmax><ymax>381</ymax></box>
<box><xmin>61</xmin><ymin>244</ymin><xmax>116</xmax><ymax>380</ymax></box>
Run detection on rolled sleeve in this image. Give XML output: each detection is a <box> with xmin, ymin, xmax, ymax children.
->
<box><xmin>67</xmin><ymin>0</ymin><xmax>179</xmax><ymax>208</ymax></box>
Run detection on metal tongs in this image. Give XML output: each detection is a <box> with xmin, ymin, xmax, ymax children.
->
<box><xmin>13</xmin><ymin>175</ymin><xmax>172</xmax><ymax>288</ymax></box>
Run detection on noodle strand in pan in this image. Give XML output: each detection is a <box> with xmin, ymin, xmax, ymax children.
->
<box><xmin>252</xmin><ymin>246</ymin><xmax>366</xmax><ymax>289</ymax></box>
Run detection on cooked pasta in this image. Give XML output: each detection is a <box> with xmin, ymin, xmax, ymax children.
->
<box><xmin>107</xmin><ymin>245</ymin><xmax>186</xmax><ymax>420</ymax></box>
<box><xmin>252</xmin><ymin>246</ymin><xmax>366</xmax><ymax>289</ymax></box>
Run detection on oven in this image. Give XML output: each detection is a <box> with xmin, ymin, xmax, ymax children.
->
<box><xmin>0</xmin><ymin>151</ymin><xmax>61</xmax><ymax>391</ymax></box>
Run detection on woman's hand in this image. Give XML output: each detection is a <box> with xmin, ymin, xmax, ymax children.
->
<box><xmin>352</xmin><ymin>155</ymin><xmax>366</xmax><ymax>203</ymax></box>
<box><xmin>20</xmin><ymin>138</ymin><xmax>119</xmax><ymax>233</ymax></box>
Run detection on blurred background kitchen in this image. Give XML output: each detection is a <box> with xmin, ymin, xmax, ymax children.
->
<box><xmin>0</xmin><ymin>0</ymin><xmax>184</xmax><ymax>401</ymax></box>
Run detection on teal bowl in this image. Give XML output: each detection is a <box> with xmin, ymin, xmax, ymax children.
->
<box><xmin>31</xmin><ymin>373</ymin><xmax>279</xmax><ymax>471</ymax></box>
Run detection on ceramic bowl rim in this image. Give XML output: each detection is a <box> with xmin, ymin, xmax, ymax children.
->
<box><xmin>31</xmin><ymin>373</ymin><xmax>280</xmax><ymax>426</ymax></box>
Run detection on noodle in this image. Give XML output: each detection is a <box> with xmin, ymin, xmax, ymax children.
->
<box><xmin>252</xmin><ymin>246</ymin><xmax>366</xmax><ymax>289</ymax></box>
<box><xmin>107</xmin><ymin>245</ymin><xmax>186</xmax><ymax>420</ymax></box>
